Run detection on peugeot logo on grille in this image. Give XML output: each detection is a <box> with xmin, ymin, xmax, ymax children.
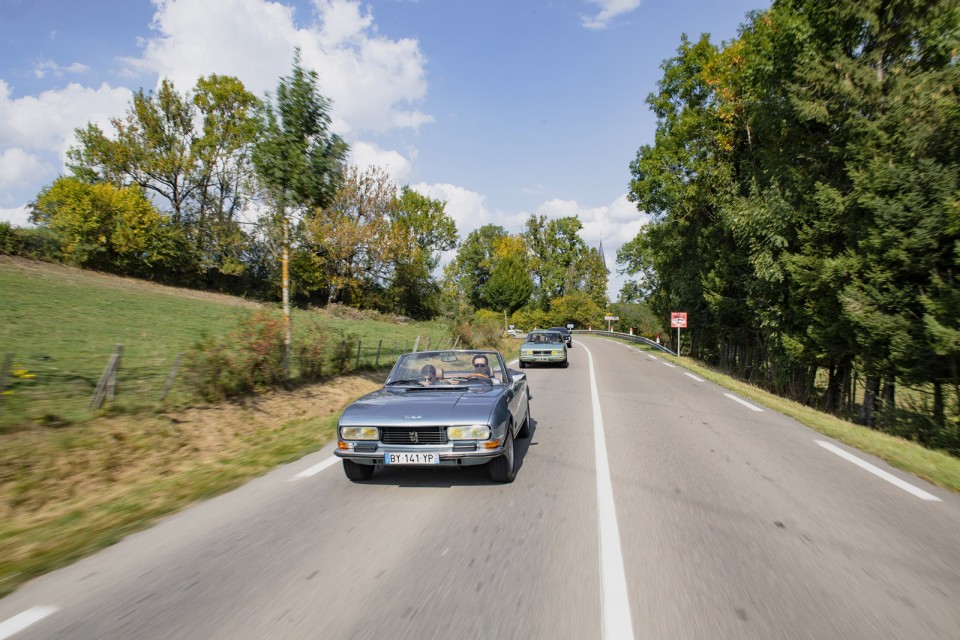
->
<box><xmin>409</xmin><ymin>431</ymin><xmax>419</xmax><ymax>443</ymax></box>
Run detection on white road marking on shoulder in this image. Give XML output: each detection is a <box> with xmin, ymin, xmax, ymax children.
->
<box><xmin>684</xmin><ymin>373</ymin><xmax>705</xmax><ymax>382</ymax></box>
<box><xmin>0</xmin><ymin>606</ymin><xmax>58</xmax><ymax>640</ymax></box>
<box><xmin>291</xmin><ymin>456</ymin><xmax>339</xmax><ymax>480</ymax></box>
<box><xmin>661</xmin><ymin>362</ymin><xmax>676</xmax><ymax>368</ymax></box>
<box><xmin>581</xmin><ymin>343</ymin><xmax>635</xmax><ymax>640</ymax></box>
<box><xmin>815</xmin><ymin>441</ymin><xmax>941</xmax><ymax>502</ymax></box>
<box><xmin>647</xmin><ymin>355</ymin><xmax>658</xmax><ymax>361</ymax></box>
<box><xmin>723</xmin><ymin>393</ymin><xmax>763</xmax><ymax>412</ymax></box>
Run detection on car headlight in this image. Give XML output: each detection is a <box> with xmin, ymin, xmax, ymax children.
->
<box><xmin>447</xmin><ymin>425</ymin><xmax>491</xmax><ymax>440</ymax></box>
<box><xmin>553</xmin><ymin>350</ymin><xmax>562</xmax><ymax>355</ymax></box>
<box><xmin>340</xmin><ymin>426</ymin><xmax>379</xmax><ymax>440</ymax></box>
<box><xmin>521</xmin><ymin>348</ymin><xmax>532</xmax><ymax>355</ymax></box>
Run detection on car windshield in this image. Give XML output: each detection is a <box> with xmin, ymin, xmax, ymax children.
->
<box><xmin>527</xmin><ymin>332</ymin><xmax>563</xmax><ymax>344</ymax></box>
<box><xmin>386</xmin><ymin>351</ymin><xmax>506</xmax><ymax>386</ymax></box>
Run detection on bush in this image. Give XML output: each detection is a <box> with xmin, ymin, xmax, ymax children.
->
<box><xmin>297</xmin><ymin>322</ymin><xmax>329</xmax><ymax>381</ymax></box>
<box><xmin>330</xmin><ymin>331</ymin><xmax>358</xmax><ymax>374</ymax></box>
<box><xmin>454</xmin><ymin>312</ymin><xmax>504</xmax><ymax>350</ymax></box>
<box><xmin>0</xmin><ymin>224</ymin><xmax>62</xmax><ymax>261</ymax></box>
<box><xmin>182</xmin><ymin>311</ymin><xmax>287</xmax><ymax>401</ymax></box>
<box><xmin>510</xmin><ymin>306</ymin><xmax>549</xmax><ymax>332</ymax></box>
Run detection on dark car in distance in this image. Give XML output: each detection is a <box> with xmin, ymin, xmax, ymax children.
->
<box><xmin>549</xmin><ymin>326</ymin><xmax>572</xmax><ymax>347</ymax></box>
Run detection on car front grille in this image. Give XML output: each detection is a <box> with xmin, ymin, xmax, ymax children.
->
<box><xmin>380</xmin><ymin>426</ymin><xmax>448</xmax><ymax>445</ymax></box>
<box><xmin>530</xmin><ymin>349</ymin><xmax>558</xmax><ymax>355</ymax></box>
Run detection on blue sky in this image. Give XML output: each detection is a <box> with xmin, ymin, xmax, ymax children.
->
<box><xmin>0</xmin><ymin>0</ymin><xmax>768</xmax><ymax>298</ymax></box>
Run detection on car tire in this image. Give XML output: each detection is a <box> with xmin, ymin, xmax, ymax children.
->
<box><xmin>519</xmin><ymin>360</ymin><xmax>526</xmax><ymax>369</ymax></box>
<box><xmin>343</xmin><ymin>459</ymin><xmax>375</xmax><ymax>481</ymax></box>
<box><xmin>562</xmin><ymin>359</ymin><xmax>569</xmax><ymax>368</ymax></box>
<box><xmin>517</xmin><ymin>398</ymin><xmax>531</xmax><ymax>438</ymax></box>
<box><xmin>489</xmin><ymin>429</ymin><xmax>516</xmax><ymax>483</ymax></box>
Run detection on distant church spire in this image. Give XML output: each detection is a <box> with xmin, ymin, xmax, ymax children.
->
<box><xmin>598</xmin><ymin>230</ymin><xmax>610</xmax><ymax>274</ymax></box>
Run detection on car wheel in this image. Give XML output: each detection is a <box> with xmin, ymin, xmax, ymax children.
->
<box><xmin>489</xmin><ymin>429</ymin><xmax>516</xmax><ymax>483</ymax></box>
<box><xmin>562</xmin><ymin>359</ymin><xmax>569</xmax><ymax>368</ymax></box>
<box><xmin>343</xmin><ymin>459</ymin><xmax>374</xmax><ymax>481</ymax></box>
<box><xmin>519</xmin><ymin>360</ymin><xmax>526</xmax><ymax>369</ymax></box>
<box><xmin>517</xmin><ymin>398</ymin><xmax>531</xmax><ymax>438</ymax></box>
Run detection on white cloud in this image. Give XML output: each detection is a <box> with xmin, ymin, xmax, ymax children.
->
<box><xmin>0</xmin><ymin>148</ymin><xmax>51</xmax><ymax>190</ymax></box>
<box><xmin>128</xmin><ymin>0</ymin><xmax>431</xmax><ymax>135</ymax></box>
<box><xmin>32</xmin><ymin>60</ymin><xmax>90</xmax><ymax>79</ymax></box>
<box><xmin>408</xmin><ymin>182</ymin><xmax>492</xmax><ymax>237</ymax></box>
<box><xmin>0</xmin><ymin>204</ymin><xmax>33</xmax><ymax>227</ymax></box>
<box><xmin>582</xmin><ymin>0</ymin><xmax>642</xmax><ymax>29</ymax></box>
<box><xmin>349</xmin><ymin>141</ymin><xmax>413</xmax><ymax>182</ymax></box>
<box><xmin>0</xmin><ymin>80</ymin><xmax>132</xmax><ymax>162</ymax></box>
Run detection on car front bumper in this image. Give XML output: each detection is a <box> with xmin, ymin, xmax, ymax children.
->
<box><xmin>519</xmin><ymin>352</ymin><xmax>566</xmax><ymax>363</ymax></box>
<box><xmin>335</xmin><ymin>443</ymin><xmax>504</xmax><ymax>467</ymax></box>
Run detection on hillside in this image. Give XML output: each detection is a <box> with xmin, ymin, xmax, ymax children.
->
<box><xmin>0</xmin><ymin>256</ymin><xmax>447</xmax><ymax>430</ymax></box>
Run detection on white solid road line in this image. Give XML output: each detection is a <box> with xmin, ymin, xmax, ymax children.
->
<box><xmin>684</xmin><ymin>372</ymin><xmax>705</xmax><ymax>382</ymax></box>
<box><xmin>723</xmin><ymin>393</ymin><xmax>763</xmax><ymax>412</ymax></box>
<box><xmin>581</xmin><ymin>343</ymin><xmax>635</xmax><ymax>640</ymax></box>
<box><xmin>291</xmin><ymin>455</ymin><xmax>339</xmax><ymax>480</ymax></box>
<box><xmin>816</xmin><ymin>440</ymin><xmax>942</xmax><ymax>502</ymax></box>
<box><xmin>0</xmin><ymin>606</ymin><xmax>58</xmax><ymax>640</ymax></box>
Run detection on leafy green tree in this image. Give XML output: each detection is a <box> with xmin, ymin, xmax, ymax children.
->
<box><xmin>67</xmin><ymin>75</ymin><xmax>261</xmax><ymax>278</ymax></box>
<box><xmin>31</xmin><ymin>177</ymin><xmax>175</xmax><ymax>275</ymax></box>
<box><xmin>548</xmin><ymin>291</ymin><xmax>604</xmax><ymax>330</ymax></box>
<box><xmin>483</xmin><ymin>253</ymin><xmax>534</xmax><ymax>325</ymax></box>
<box><xmin>445</xmin><ymin>224</ymin><xmax>509</xmax><ymax>308</ymax></box>
<box><xmin>524</xmin><ymin>214</ymin><xmax>591</xmax><ymax>308</ymax></box>
<box><xmin>253</xmin><ymin>50</ymin><xmax>349</xmax><ymax>373</ymax></box>
<box><xmin>387</xmin><ymin>187</ymin><xmax>458</xmax><ymax>318</ymax></box>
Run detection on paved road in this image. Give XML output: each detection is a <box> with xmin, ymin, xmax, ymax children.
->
<box><xmin>2</xmin><ymin>336</ymin><xmax>959</xmax><ymax>639</ymax></box>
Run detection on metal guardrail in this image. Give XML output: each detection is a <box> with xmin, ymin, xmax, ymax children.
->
<box><xmin>571</xmin><ymin>329</ymin><xmax>676</xmax><ymax>355</ymax></box>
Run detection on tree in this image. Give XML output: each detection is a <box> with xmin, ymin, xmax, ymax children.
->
<box><xmin>253</xmin><ymin>50</ymin><xmax>349</xmax><ymax>374</ymax></box>
<box><xmin>483</xmin><ymin>253</ymin><xmax>534</xmax><ymax>325</ymax></box>
<box><xmin>387</xmin><ymin>187</ymin><xmax>458</xmax><ymax>318</ymax></box>
<box><xmin>302</xmin><ymin>165</ymin><xmax>395</xmax><ymax>305</ymax></box>
<box><xmin>524</xmin><ymin>214</ymin><xmax>591</xmax><ymax>308</ymax></box>
<box><xmin>67</xmin><ymin>75</ymin><xmax>261</xmax><ymax>278</ymax></box>
<box><xmin>445</xmin><ymin>224</ymin><xmax>509</xmax><ymax>308</ymax></box>
<box><xmin>31</xmin><ymin>177</ymin><xmax>174</xmax><ymax>275</ymax></box>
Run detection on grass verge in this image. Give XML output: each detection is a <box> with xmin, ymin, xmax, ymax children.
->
<box><xmin>0</xmin><ymin>373</ymin><xmax>382</xmax><ymax>598</ymax></box>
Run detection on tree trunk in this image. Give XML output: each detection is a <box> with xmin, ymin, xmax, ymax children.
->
<box><xmin>861</xmin><ymin>375</ymin><xmax>880</xmax><ymax>427</ymax></box>
<box><xmin>933</xmin><ymin>380</ymin><xmax>945</xmax><ymax>430</ymax></box>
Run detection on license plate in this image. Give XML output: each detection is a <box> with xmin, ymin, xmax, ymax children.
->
<box><xmin>384</xmin><ymin>452</ymin><xmax>440</xmax><ymax>465</ymax></box>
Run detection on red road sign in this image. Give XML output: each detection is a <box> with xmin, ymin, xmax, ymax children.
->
<box><xmin>670</xmin><ymin>312</ymin><xmax>688</xmax><ymax>328</ymax></box>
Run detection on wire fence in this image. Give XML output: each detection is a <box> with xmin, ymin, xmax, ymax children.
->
<box><xmin>0</xmin><ymin>333</ymin><xmax>455</xmax><ymax>432</ymax></box>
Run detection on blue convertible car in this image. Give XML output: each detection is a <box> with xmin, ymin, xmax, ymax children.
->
<box><xmin>335</xmin><ymin>350</ymin><xmax>531</xmax><ymax>483</ymax></box>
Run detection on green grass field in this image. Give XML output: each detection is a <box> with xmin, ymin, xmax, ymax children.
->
<box><xmin>0</xmin><ymin>257</ymin><xmax>448</xmax><ymax>430</ymax></box>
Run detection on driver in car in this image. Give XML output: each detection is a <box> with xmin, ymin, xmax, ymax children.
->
<box><xmin>471</xmin><ymin>355</ymin><xmax>501</xmax><ymax>383</ymax></box>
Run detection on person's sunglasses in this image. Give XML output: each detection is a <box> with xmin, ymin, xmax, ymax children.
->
<box><xmin>473</xmin><ymin>362</ymin><xmax>487</xmax><ymax>368</ymax></box>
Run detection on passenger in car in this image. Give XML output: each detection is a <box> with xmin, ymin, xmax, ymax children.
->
<box><xmin>421</xmin><ymin>364</ymin><xmax>439</xmax><ymax>385</ymax></box>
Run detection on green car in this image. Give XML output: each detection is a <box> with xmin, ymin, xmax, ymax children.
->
<box><xmin>519</xmin><ymin>330</ymin><xmax>569</xmax><ymax>368</ymax></box>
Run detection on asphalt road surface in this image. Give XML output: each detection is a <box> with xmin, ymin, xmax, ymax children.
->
<box><xmin>2</xmin><ymin>336</ymin><xmax>959</xmax><ymax>639</ymax></box>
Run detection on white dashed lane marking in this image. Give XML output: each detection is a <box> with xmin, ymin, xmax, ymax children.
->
<box><xmin>724</xmin><ymin>393</ymin><xmax>763</xmax><ymax>412</ymax></box>
<box><xmin>684</xmin><ymin>373</ymin><xmax>704</xmax><ymax>382</ymax></box>
<box><xmin>816</xmin><ymin>440</ymin><xmax>941</xmax><ymax>502</ymax></box>
<box><xmin>0</xmin><ymin>607</ymin><xmax>58</xmax><ymax>640</ymax></box>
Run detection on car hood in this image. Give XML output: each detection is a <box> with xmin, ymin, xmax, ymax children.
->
<box><xmin>339</xmin><ymin>387</ymin><xmax>501</xmax><ymax>427</ymax></box>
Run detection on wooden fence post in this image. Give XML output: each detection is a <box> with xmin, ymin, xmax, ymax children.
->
<box><xmin>159</xmin><ymin>353</ymin><xmax>184</xmax><ymax>402</ymax></box>
<box><xmin>355</xmin><ymin>339</ymin><xmax>362</xmax><ymax>369</ymax></box>
<box><xmin>90</xmin><ymin>344</ymin><xmax>123</xmax><ymax>410</ymax></box>
<box><xmin>413</xmin><ymin>336</ymin><xmax>421</xmax><ymax>353</ymax></box>
<box><xmin>0</xmin><ymin>354</ymin><xmax>12</xmax><ymax>412</ymax></box>
<box><xmin>375</xmin><ymin>339</ymin><xmax>382</xmax><ymax>367</ymax></box>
